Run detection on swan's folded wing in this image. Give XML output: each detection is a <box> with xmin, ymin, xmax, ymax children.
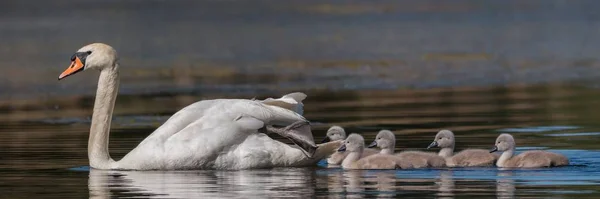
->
<box><xmin>164</xmin><ymin>114</ymin><xmax>265</xmax><ymax>148</ymax></box>
<box><xmin>260</xmin><ymin>92</ymin><xmax>306</xmax><ymax>115</ymax></box>
<box><xmin>234</xmin><ymin>114</ymin><xmax>265</xmax><ymax>130</ymax></box>
<box><xmin>181</xmin><ymin>99</ymin><xmax>307</xmax><ymax>131</ymax></box>
<box><xmin>144</xmin><ymin>97</ymin><xmax>308</xmax><ymax>146</ymax></box>
<box><xmin>240</xmin><ymin>101</ymin><xmax>308</xmax><ymax>127</ymax></box>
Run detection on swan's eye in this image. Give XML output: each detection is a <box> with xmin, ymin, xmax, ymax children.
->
<box><xmin>377</xmin><ymin>137</ymin><xmax>381</xmax><ymax>140</ymax></box>
<box><xmin>346</xmin><ymin>141</ymin><xmax>350</xmax><ymax>144</ymax></box>
<box><xmin>86</xmin><ymin>51</ymin><xmax>92</xmax><ymax>55</ymax></box>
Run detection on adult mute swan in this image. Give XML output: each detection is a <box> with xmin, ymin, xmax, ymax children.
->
<box><xmin>58</xmin><ymin>43</ymin><xmax>341</xmax><ymax>170</ymax></box>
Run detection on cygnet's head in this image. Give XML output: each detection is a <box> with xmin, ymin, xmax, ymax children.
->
<box><xmin>427</xmin><ymin>130</ymin><xmax>455</xmax><ymax>149</ymax></box>
<box><xmin>490</xmin><ymin>133</ymin><xmax>515</xmax><ymax>153</ymax></box>
<box><xmin>367</xmin><ymin>130</ymin><xmax>396</xmax><ymax>149</ymax></box>
<box><xmin>321</xmin><ymin>126</ymin><xmax>346</xmax><ymax>143</ymax></box>
<box><xmin>58</xmin><ymin>43</ymin><xmax>119</xmax><ymax>80</ymax></box>
<box><xmin>337</xmin><ymin>133</ymin><xmax>365</xmax><ymax>152</ymax></box>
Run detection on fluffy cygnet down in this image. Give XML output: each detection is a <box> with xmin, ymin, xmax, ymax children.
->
<box><xmin>368</xmin><ymin>130</ymin><xmax>445</xmax><ymax>168</ymax></box>
<box><xmin>490</xmin><ymin>133</ymin><xmax>569</xmax><ymax>168</ymax></box>
<box><xmin>338</xmin><ymin>133</ymin><xmax>403</xmax><ymax>170</ymax></box>
<box><xmin>322</xmin><ymin>126</ymin><xmax>378</xmax><ymax>165</ymax></box>
<box><xmin>428</xmin><ymin>130</ymin><xmax>498</xmax><ymax>167</ymax></box>
<box><xmin>321</xmin><ymin>126</ymin><xmax>346</xmax><ymax>143</ymax></box>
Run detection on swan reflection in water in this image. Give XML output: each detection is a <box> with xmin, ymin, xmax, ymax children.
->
<box><xmin>496</xmin><ymin>169</ymin><xmax>516</xmax><ymax>199</ymax></box>
<box><xmin>89</xmin><ymin>168</ymin><xmax>318</xmax><ymax>198</ymax></box>
<box><xmin>317</xmin><ymin>169</ymin><xmax>458</xmax><ymax>198</ymax></box>
<box><xmin>89</xmin><ymin>168</ymin><xmax>514</xmax><ymax>198</ymax></box>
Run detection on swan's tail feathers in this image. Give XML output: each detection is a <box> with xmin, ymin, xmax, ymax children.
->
<box><xmin>234</xmin><ymin>114</ymin><xmax>265</xmax><ymax>130</ymax></box>
<box><xmin>261</xmin><ymin>92</ymin><xmax>307</xmax><ymax>115</ymax></box>
<box><xmin>282</xmin><ymin>92</ymin><xmax>307</xmax><ymax>103</ymax></box>
<box><xmin>265</xmin><ymin>121</ymin><xmax>317</xmax><ymax>158</ymax></box>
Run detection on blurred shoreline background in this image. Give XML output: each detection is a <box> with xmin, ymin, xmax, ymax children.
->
<box><xmin>2</xmin><ymin>0</ymin><xmax>600</xmax><ymax>100</ymax></box>
<box><xmin>2</xmin><ymin>0</ymin><xmax>600</xmax><ymax>128</ymax></box>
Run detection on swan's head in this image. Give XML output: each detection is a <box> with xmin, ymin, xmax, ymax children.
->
<box><xmin>321</xmin><ymin>126</ymin><xmax>346</xmax><ymax>143</ymax></box>
<box><xmin>368</xmin><ymin>130</ymin><xmax>395</xmax><ymax>149</ymax></box>
<box><xmin>337</xmin><ymin>133</ymin><xmax>364</xmax><ymax>152</ymax></box>
<box><xmin>428</xmin><ymin>130</ymin><xmax>455</xmax><ymax>149</ymax></box>
<box><xmin>59</xmin><ymin>43</ymin><xmax>118</xmax><ymax>80</ymax></box>
<box><xmin>490</xmin><ymin>133</ymin><xmax>515</xmax><ymax>153</ymax></box>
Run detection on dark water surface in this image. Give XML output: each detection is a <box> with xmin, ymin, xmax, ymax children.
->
<box><xmin>2</xmin><ymin>0</ymin><xmax>600</xmax><ymax>198</ymax></box>
<box><xmin>2</xmin><ymin>84</ymin><xmax>600</xmax><ymax>198</ymax></box>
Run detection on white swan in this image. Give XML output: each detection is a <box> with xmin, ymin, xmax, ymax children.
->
<box><xmin>58</xmin><ymin>43</ymin><xmax>341</xmax><ymax>170</ymax></box>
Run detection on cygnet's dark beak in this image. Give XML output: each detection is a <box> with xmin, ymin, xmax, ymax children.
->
<box><xmin>490</xmin><ymin>146</ymin><xmax>498</xmax><ymax>153</ymax></box>
<box><xmin>321</xmin><ymin>136</ymin><xmax>331</xmax><ymax>143</ymax></box>
<box><xmin>367</xmin><ymin>141</ymin><xmax>378</xmax><ymax>148</ymax></box>
<box><xmin>427</xmin><ymin>141</ymin><xmax>438</xmax><ymax>149</ymax></box>
<box><xmin>337</xmin><ymin>144</ymin><xmax>346</xmax><ymax>152</ymax></box>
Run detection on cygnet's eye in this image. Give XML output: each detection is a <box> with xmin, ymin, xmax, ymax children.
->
<box><xmin>377</xmin><ymin>137</ymin><xmax>381</xmax><ymax>140</ymax></box>
<box><xmin>346</xmin><ymin>141</ymin><xmax>350</xmax><ymax>144</ymax></box>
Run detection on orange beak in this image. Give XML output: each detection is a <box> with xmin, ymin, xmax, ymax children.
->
<box><xmin>58</xmin><ymin>56</ymin><xmax>85</xmax><ymax>80</ymax></box>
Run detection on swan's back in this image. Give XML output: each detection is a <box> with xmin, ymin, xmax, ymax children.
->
<box><xmin>447</xmin><ymin>149</ymin><xmax>498</xmax><ymax>167</ymax></box>
<box><xmin>352</xmin><ymin>154</ymin><xmax>401</xmax><ymax>170</ymax></box>
<box><xmin>260</xmin><ymin>92</ymin><xmax>306</xmax><ymax>115</ymax></box>
<box><xmin>327</xmin><ymin>148</ymin><xmax>378</xmax><ymax>165</ymax></box>
<box><xmin>396</xmin><ymin>151</ymin><xmax>446</xmax><ymax>168</ymax></box>
<box><xmin>147</xmin><ymin>93</ymin><xmax>308</xmax><ymax>142</ymax></box>
<box><xmin>509</xmin><ymin>150</ymin><xmax>569</xmax><ymax>168</ymax></box>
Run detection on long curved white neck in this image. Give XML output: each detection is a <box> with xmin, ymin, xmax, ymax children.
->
<box><xmin>88</xmin><ymin>64</ymin><xmax>120</xmax><ymax>169</ymax></box>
